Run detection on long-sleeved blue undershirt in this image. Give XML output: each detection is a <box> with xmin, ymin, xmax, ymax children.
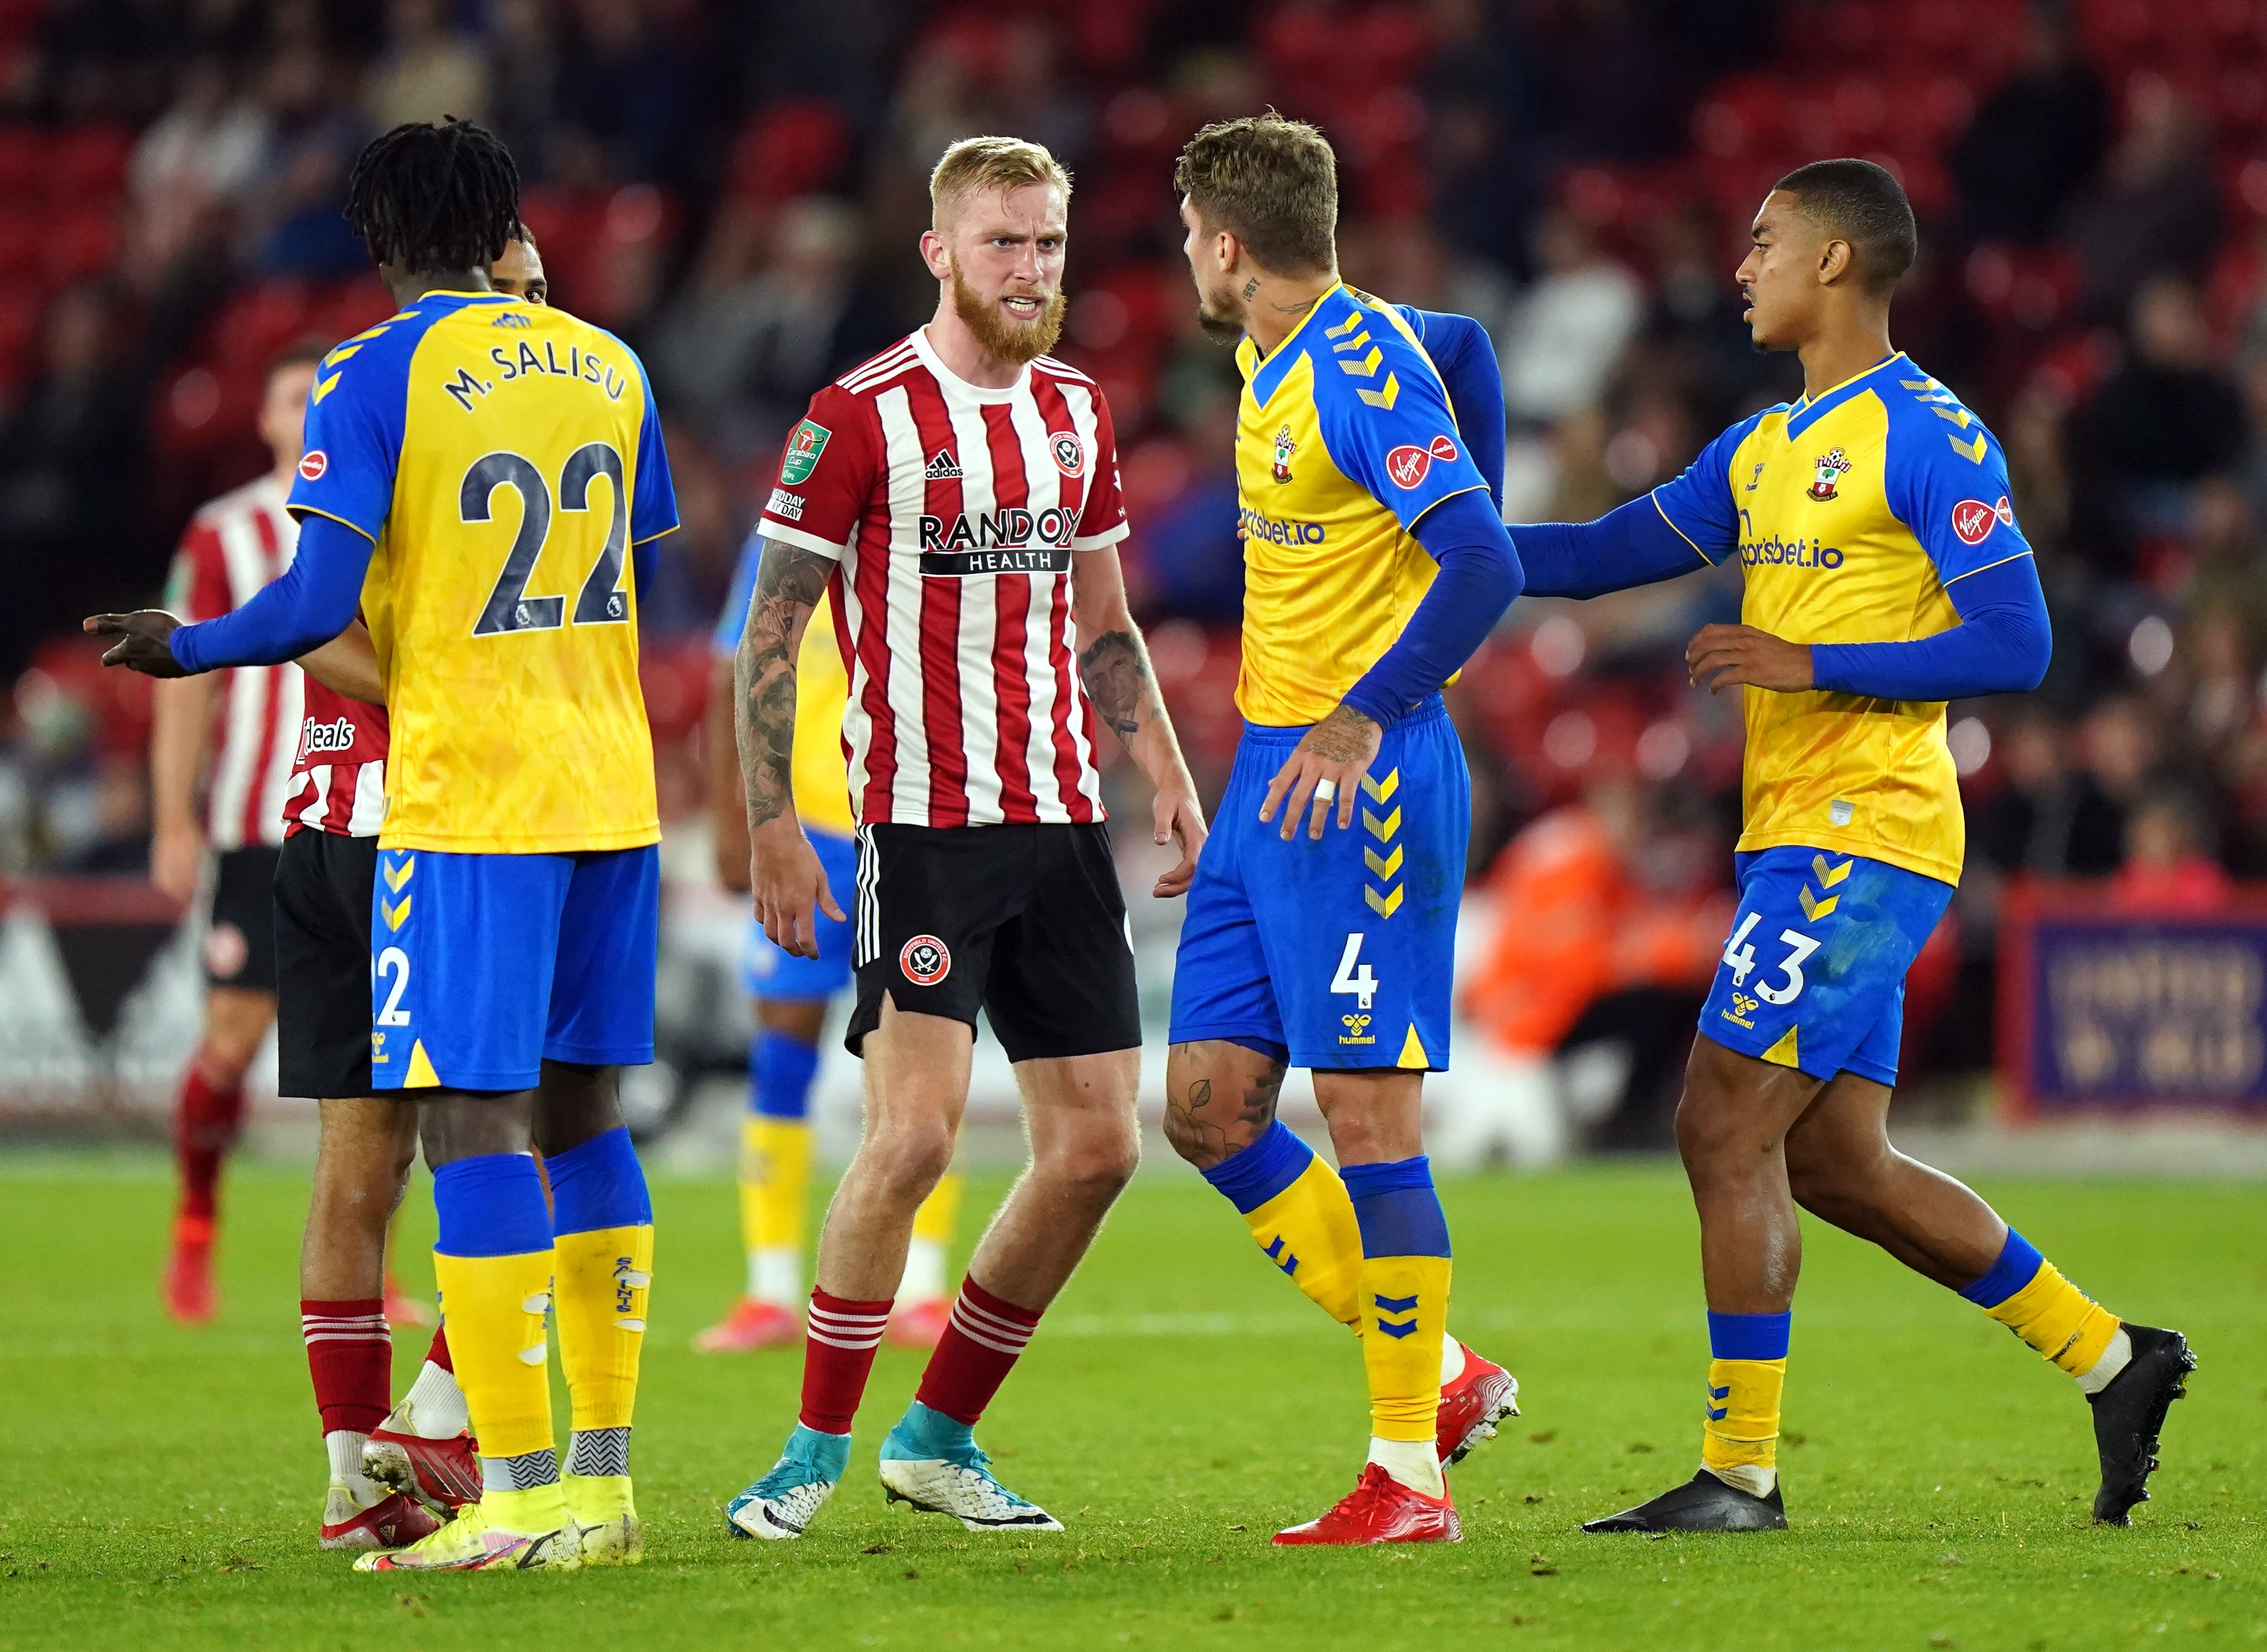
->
<box><xmin>1509</xmin><ymin>493</ymin><xmax>2051</xmax><ymax>701</ymax></box>
<box><xmin>1810</xmin><ymin>554</ymin><xmax>2050</xmax><ymax>699</ymax></box>
<box><xmin>170</xmin><ymin>512</ymin><xmax>372</xmax><ymax>671</ymax></box>
<box><xmin>170</xmin><ymin>513</ymin><xmax>661</xmax><ymax>673</ymax></box>
<box><xmin>1399</xmin><ymin>307</ymin><xmax>1506</xmax><ymax>510</ymax></box>
<box><xmin>1341</xmin><ymin>488</ymin><xmax>1525</xmax><ymax>728</ymax></box>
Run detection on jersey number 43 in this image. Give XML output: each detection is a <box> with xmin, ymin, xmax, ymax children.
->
<box><xmin>1721</xmin><ymin>912</ymin><xmax>1819</xmax><ymax>1006</ymax></box>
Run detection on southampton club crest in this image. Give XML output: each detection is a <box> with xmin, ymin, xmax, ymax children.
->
<box><xmin>1807</xmin><ymin>447</ymin><xmax>1853</xmax><ymax>501</ymax></box>
<box><xmin>1270</xmin><ymin>426</ymin><xmax>1297</xmax><ymax>484</ymax></box>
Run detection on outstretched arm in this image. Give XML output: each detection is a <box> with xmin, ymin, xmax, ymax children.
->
<box><xmin>733</xmin><ymin>537</ymin><xmax>846</xmax><ymax>958</ymax></box>
<box><xmin>87</xmin><ymin>514</ymin><xmax>376</xmax><ymax>678</ymax></box>
<box><xmin>1513</xmin><ymin>494</ymin><xmax>1714</xmax><ymax>600</ymax></box>
<box><xmin>1071</xmin><ymin>545</ymin><xmax>1208</xmax><ymax>898</ymax></box>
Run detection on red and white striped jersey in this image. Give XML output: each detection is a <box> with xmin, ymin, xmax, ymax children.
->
<box><xmin>756</xmin><ymin>328</ymin><xmax>1129</xmax><ymax>829</ymax></box>
<box><xmin>283</xmin><ymin>676</ymin><xmax>388</xmax><ymax>838</ymax></box>
<box><xmin>166</xmin><ymin>474</ymin><xmax>305</xmax><ymax>849</ymax></box>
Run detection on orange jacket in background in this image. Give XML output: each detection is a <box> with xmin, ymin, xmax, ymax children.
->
<box><xmin>1461</xmin><ymin>805</ymin><xmax>1732</xmax><ymax>1056</ymax></box>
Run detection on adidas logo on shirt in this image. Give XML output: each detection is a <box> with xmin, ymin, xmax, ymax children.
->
<box><xmin>924</xmin><ymin>448</ymin><xmax>963</xmax><ymax>480</ymax></box>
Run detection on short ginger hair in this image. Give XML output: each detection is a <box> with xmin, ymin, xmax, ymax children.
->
<box><xmin>928</xmin><ymin>135</ymin><xmax>1073</xmax><ymax>230</ymax></box>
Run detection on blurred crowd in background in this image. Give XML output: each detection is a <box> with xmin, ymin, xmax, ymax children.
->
<box><xmin>1</xmin><ymin>0</ymin><xmax>2265</xmax><ymax>1100</ymax></box>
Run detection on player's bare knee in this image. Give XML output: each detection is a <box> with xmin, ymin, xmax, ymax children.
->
<box><xmin>1040</xmin><ymin>1121</ymin><xmax>1140</xmax><ymax>1207</ymax></box>
<box><xmin>1672</xmin><ymin>1082</ymin><xmax>1742</xmax><ymax>1172</ymax></box>
<box><xmin>532</xmin><ymin>1060</ymin><xmax>623</xmax><ymax>1155</ymax></box>
<box><xmin>864</xmin><ymin>1116</ymin><xmax>957</xmax><ymax>1201</ymax></box>
<box><xmin>199</xmin><ymin>989</ymin><xmax>273</xmax><ymax>1079</ymax></box>
<box><xmin>1162</xmin><ymin>1043</ymin><xmax>1284</xmax><ymax>1169</ymax></box>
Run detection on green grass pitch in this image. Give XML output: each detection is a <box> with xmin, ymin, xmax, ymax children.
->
<box><xmin>2</xmin><ymin>1154</ymin><xmax>2261</xmax><ymax>1651</ymax></box>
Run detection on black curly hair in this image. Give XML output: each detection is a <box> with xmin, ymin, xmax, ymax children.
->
<box><xmin>343</xmin><ymin>117</ymin><xmax>521</xmax><ymax>274</ymax></box>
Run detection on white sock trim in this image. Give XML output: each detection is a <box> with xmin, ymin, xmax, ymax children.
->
<box><xmin>2077</xmin><ymin>1325</ymin><xmax>2132</xmax><ymax>1395</ymax></box>
<box><xmin>900</xmin><ymin>1238</ymin><xmax>947</xmax><ymax>1306</ymax></box>
<box><xmin>394</xmin><ymin>1359</ymin><xmax>469</xmax><ymax>1439</ymax></box>
<box><xmin>1703</xmin><ymin>1460</ymin><xmax>1776</xmax><ymax>1498</ymax></box>
<box><xmin>1368</xmin><ymin>1436</ymin><xmax>1445</xmax><ymax>1500</ymax></box>
<box><xmin>1439</xmin><ymin>1336</ymin><xmax>1467</xmax><ymax>1386</ymax></box>
<box><xmin>753</xmin><ymin>1247</ymin><xmax>800</xmax><ymax>1306</ymax></box>
<box><xmin>325</xmin><ymin>1429</ymin><xmax>369</xmax><ymax>1483</ymax></box>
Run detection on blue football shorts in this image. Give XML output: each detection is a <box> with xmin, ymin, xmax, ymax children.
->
<box><xmin>1169</xmin><ymin>694</ymin><xmax>1468</xmax><ymax>1072</ymax></box>
<box><xmin>1698</xmin><ymin>845</ymin><xmax>1954</xmax><ymax>1087</ymax></box>
<box><xmin>371</xmin><ymin>844</ymin><xmax>659</xmax><ymax>1092</ymax></box>
<box><xmin>741</xmin><ymin>828</ymin><xmax>858</xmax><ymax>1002</ymax></box>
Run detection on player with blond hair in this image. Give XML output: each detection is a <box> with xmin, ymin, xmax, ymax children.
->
<box><xmin>723</xmin><ymin>135</ymin><xmax>1203</xmax><ymax>1540</ymax></box>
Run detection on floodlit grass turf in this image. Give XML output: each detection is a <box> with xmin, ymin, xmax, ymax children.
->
<box><xmin>1</xmin><ymin>1155</ymin><xmax>2261</xmax><ymax>1651</ymax></box>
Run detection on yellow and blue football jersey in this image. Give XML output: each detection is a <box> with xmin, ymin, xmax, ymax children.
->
<box><xmin>1651</xmin><ymin>352</ymin><xmax>2030</xmax><ymax>887</ymax></box>
<box><xmin>287</xmin><ymin>290</ymin><xmax>678</xmax><ymax>854</ymax></box>
<box><xmin>1231</xmin><ymin>284</ymin><xmax>1492</xmax><ymax>726</ymax></box>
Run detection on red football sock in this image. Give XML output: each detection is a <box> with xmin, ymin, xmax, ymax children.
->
<box><xmin>424</xmin><ymin>1325</ymin><xmax>452</xmax><ymax>1371</ymax></box>
<box><xmin>799</xmin><ymin>1290</ymin><xmax>892</xmax><ymax>1435</ymax></box>
<box><xmin>174</xmin><ymin>1060</ymin><xmax>245</xmax><ymax>1223</ymax></box>
<box><xmin>301</xmin><ymin>1297</ymin><xmax>391</xmax><ymax>1437</ymax></box>
<box><xmin>913</xmin><ymin>1275</ymin><xmax>1041</xmax><ymax>1427</ymax></box>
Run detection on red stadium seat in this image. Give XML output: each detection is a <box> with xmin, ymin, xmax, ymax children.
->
<box><xmin>0</xmin><ymin>125</ymin><xmax>39</xmax><ymax>199</ymax></box>
<box><xmin>45</xmin><ymin>126</ymin><xmax>133</xmax><ymax>203</ymax></box>
<box><xmin>0</xmin><ymin>204</ymin><xmax>41</xmax><ymax>284</ymax></box>
<box><xmin>0</xmin><ymin>280</ymin><xmax>39</xmax><ymax>391</ymax></box>
<box><xmin>41</xmin><ymin>209</ymin><xmax>119</xmax><ymax>285</ymax></box>
<box><xmin>727</xmin><ymin>98</ymin><xmax>852</xmax><ymax>205</ymax></box>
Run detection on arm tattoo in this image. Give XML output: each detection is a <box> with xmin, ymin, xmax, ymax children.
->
<box><xmin>1076</xmin><ymin>627</ymin><xmax>1153</xmax><ymax>745</ymax></box>
<box><xmin>1161</xmin><ymin>1060</ymin><xmax>1286</xmax><ymax>1169</ymax></box>
<box><xmin>733</xmin><ymin>540</ymin><xmax>833</xmax><ymax>830</ymax></box>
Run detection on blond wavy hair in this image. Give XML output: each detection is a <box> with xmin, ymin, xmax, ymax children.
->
<box><xmin>929</xmin><ymin>135</ymin><xmax>1073</xmax><ymax>229</ymax></box>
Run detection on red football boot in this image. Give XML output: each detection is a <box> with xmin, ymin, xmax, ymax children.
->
<box><xmin>320</xmin><ymin>1486</ymin><xmax>444</xmax><ymax>1551</ymax></box>
<box><xmin>163</xmin><ymin>1215</ymin><xmax>216</xmax><ymax>1324</ymax></box>
<box><xmin>1436</xmin><ymin>1341</ymin><xmax>1520</xmax><ymax>1465</ymax></box>
<box><xmin>887</xmin><ymin>1298</ymin><xmax>951</xmax><ymax>1350</ymax></box>
<box><xmin>365</xmin><ymin>1428</ymin><xmax>482</xmax><ymax>1510</ymax></box>
<box><xmin>693</xmin><ymin>1298</ymin><xmax>801</xmax><ymax>1352</ymax></box>
<box><xmin>1273</xmin><ymin>1463</ymin><xmax>1463</xmax><ymax>1546</ymax></box>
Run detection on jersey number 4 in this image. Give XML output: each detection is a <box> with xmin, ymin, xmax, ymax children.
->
<box><xmin>1331</xmin><ymin>932</ymin><xmax>1379</xmax><ymax>1011</ymax></box>
<box><xmin>1721</xmin><ymin>911</ymin><xmax>1820</xmax><ymax>1006</ymax></box>
<box><xmin>462</xmin><ymin>444</ymin><xmax>631</xmax><ymax>635</ymax></box>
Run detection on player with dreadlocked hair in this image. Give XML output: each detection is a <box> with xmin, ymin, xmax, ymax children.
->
<box><xmin>345</xmin><ymin>117</ymin><xmax>522</xmax><ymax>281</ymax></box>
<box><xmin>92</xmin><ymin>117</ymin><xmax>680</xmax><ymax>1571</ymax></box>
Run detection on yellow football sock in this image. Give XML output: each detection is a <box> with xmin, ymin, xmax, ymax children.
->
<box><xmin>431</xmin><ymin>1247</ymin><xmax>556</xmax><ymax>1463</ymax></box>
<box><xmin>741</xmin><ymin>1116</ymin><xmax>812</xmax><ymax>1255</ymax></box>
<box><xmin>1242</xmin><ymin>1154</ymin><xmax>1365</xmax><ymax>1329</ymax></box>
<box><xmin>554</xmin><ymin>1223</ymin><xmax>652</xmax><ymax>1436</ymax></box>
<box><xmin>1359</xmin><ymin>1251</ymin><xmax>1451</xmax><ymax>1444</ymax></box>
<box><xmin>913</xmin><ymin>1167</ymin><xmax>963</xmax><ymax>1246</ymax></box>
<box><xmin>1986</xmin><ymin>1260</ymin><xmax>2121</xmax><ymax>1378</ymax></box>
<box><xmin>1701</xmin><ymin>1357</ymin><xmax>1787</xmax><ymax>1488</ymax></box>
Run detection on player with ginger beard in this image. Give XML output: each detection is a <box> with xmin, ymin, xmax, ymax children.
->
<box><xmin>723</xmin><ymin>135</ymin><xmax>1204</xmax><ymax>1542</ymax></box>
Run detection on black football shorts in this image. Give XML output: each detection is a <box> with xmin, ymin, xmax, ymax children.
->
<box><xmin>844</xmin><ymin>821</ymin><xmax>1142</xmax><ymax>1063</ymax></box>
<box><xmin>273</xmin><ymin>828</ymin><xmax>377</xmax><ymax>1099</ymax></box>
<box><xmin>205</xmin><ymin>845</ymin><xmax>281</xmax><ymax>991</ymax></box>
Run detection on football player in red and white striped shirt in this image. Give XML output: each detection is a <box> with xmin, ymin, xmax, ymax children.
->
<box><xmin>148</xmin><ymin>339</ymin><xmax>329</xmax><ymax>1323</ymax></box>
<box><xmin>725</xmin><ymin>137</ymin><xmax>1204</xmax><ymax>1541</ymax></box>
